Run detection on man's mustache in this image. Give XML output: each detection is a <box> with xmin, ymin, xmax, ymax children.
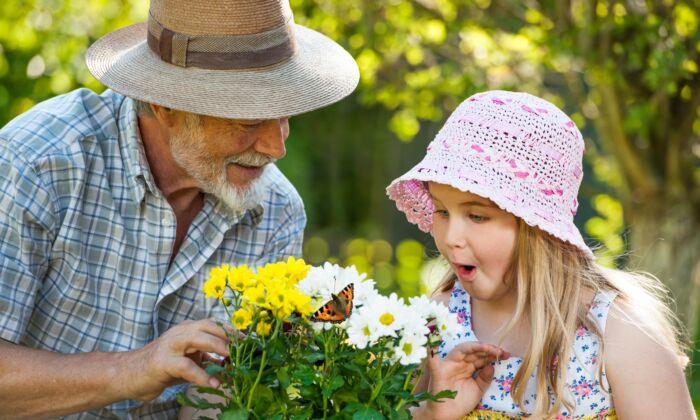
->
<box><xmin>225</xmin><ymin>152</ymin><xmax>275</xmax><ymax>167</ymax></box>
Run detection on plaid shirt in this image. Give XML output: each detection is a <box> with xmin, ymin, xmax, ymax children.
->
<box><xmin>0</xmin><ymin>89</ymin><xmax>306</xmax><ymax>419</ymax></box>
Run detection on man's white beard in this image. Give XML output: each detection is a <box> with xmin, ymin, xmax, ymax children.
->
<box><xmin>209</xmin><ymin>164</ymin><xmax>268</xmax><ymax>215</ymax></box>
<box><xmin>170</xmin><ymin>116</ymin><xmax>272</xmax><ymax>215</ymax></box>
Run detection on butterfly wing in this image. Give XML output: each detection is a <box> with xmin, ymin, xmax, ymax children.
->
<box><xmin>310</xmin><ymin>300</ymin><xmax>346</xmax><ymax>323</ymax></box>
<box><xmin>310</xmin><ymin>283</ymin><xmax>354</xmax><ymax>323</ymax></box>
<box><xmin>337</xmin><ymin>283</ymin><xmax>354</xmax><ymax>318</ymax></box>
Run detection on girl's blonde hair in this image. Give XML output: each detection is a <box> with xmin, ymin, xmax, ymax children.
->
<box><xmin>434</xmin><ymin>219</ymin><xmax>689</xmax><ymax>419</ymax></box>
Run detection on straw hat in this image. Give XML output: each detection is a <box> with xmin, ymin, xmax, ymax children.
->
<box><xmin>86</xmin><ymin>0</ymin><xmax>360</xmax><ymax>119</ymax></box>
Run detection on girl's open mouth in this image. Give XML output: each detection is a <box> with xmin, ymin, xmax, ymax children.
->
<box><xmin>455</xmin><ymin>264</ymin><xmax>477</xmax><ymax>281</ymax></box>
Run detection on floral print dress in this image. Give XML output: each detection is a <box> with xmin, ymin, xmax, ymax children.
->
<box><xmin>438</xmin><ymin>282</ymin><xmax>617</xmax><ymax>419</ymax></box>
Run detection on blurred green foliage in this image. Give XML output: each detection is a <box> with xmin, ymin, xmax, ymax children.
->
<box><xmin>1</xmin><ymin>0</ymin><xmax>699</xmax><ymax>407</ymax></box>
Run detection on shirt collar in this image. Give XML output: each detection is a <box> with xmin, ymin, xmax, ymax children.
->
<box><xmin>206</xmin><ymin>194</ymin><xmax>264</xmax><ymax>228</ymax></box>
<box><xmin>118</xmin><ymin>96</ymin><xmax>160</xmax><ymax>203</ymax></box>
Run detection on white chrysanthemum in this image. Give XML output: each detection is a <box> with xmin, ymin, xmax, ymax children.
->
<box><xmin>433</xmin><ymin>303</ymin><xmax>461</xmax><ymax>340</ymax></box>
<box><xmin>362</xmin><ymin>293</ymin><xmax>411</xmax><ymax>340</ymax></box>
<box><xmin>407</xmin><ymin>295</ymin><xmax>435</xmax><ymax>320</ymax></box>
<box><xmin>296</xmin><ymin>263</ymin><xmax>379</xmax><ymax>309</ymax></box>
<box><xmin>392</xmin><ymin>332</ymin><xmax>428</xmax><ymax>365</ymax></box>
<box><xmin>398</xmin><ymin>308</ymin><xmax>430</xmax><ymax>340</ymax></box>
<box><xmin>346</xmin><ymin>307</ymin><xmax>376</xmax><ymax>349</ymax></box>
<box><xmin>297</xmin><ymin>263</ymin><xmax>381</xmax><ymax>331</ymax></box>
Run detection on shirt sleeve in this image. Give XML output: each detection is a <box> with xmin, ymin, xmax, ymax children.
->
<box><xmin>0</xmin><ymin>141</ymin><xmax>57</xmax><ymax>343</ymax></box>
<box><xmin>262</xmin><ymin>188</ymin><xmax>306</xmax><ymax>262</ymax></box>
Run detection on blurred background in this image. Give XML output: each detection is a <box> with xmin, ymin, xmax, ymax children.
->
<box><xmin>0</xmin><ymin>0</ymin><xmax>698</xmax><ymax>406</ymax></box>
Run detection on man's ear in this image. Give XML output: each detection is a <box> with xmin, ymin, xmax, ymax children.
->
<box><xmin>150</xmin><ymin>104</ymin><xmax>179</xmax><ymax>128</ymax></box>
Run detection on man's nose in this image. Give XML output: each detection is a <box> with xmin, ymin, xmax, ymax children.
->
<box><xmin>253</xmin><ymin>118</ymin><xmax>288</xmax><ymax>160</ymax></box>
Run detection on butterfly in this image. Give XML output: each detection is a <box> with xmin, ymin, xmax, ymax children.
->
<box><xmin>310</xmin><ymin>283</ymin><xmax>354</xmax><ymax>323</ymax></box>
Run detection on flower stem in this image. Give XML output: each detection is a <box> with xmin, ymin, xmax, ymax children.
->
<box><xmin>246</xmin><ymin>345</ymin><xmax>267</xmax><ymax>410</ymax></box>
<box><xmin>322</xmin><ymin>329</ymin><xmax>330</xmax><ymax>419</ymax></box>
<box><xmin>368</xmin><ymin>351</ymin><xmax>385</xmax><ymax>404</ymax></box>
<box><xmin>394</xmin><ymin>370</ymin><xmax>415</xmax><ymax>412</ymax></box>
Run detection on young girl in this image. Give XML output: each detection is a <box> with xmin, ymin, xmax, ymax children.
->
<box><xmin>387</xmin><ymin>91</ymin><xmax>694</xmax><ymax>419</ymax></box>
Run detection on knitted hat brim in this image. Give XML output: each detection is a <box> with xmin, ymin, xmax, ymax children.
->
<box><xmin>86</xmin><ymin>23</ymin><xmax>359</xmax><ymax>119</ymax></box>
<box><xmin>387</xmin><ymin>157</ymin><xmax>595</xmax><ymax>261</ymax></box>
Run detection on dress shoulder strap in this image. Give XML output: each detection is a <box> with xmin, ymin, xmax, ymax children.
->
<box><xmin>586</xmin><ymin>289</ymin><xmax>618</xmax><ymax>333</ymax></box>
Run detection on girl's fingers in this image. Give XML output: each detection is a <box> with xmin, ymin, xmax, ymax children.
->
<box><xmin>450</xmin><ymin>342</ymin><xmax>505</xmax><ymax>358</ymax></box>
<box><xmin>474</xmin><ymin>364</ymin><xmax>495</xmax><ymax>392</ymax></box>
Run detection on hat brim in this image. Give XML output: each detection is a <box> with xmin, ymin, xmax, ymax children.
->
<box><xmin>86</xmin><ymin>23</ymin><xmax>359</xmax><ymax>119</ymax></box>
<box><xmin>387</xmin><ymin>157</ymin><xmax>596</xmax><ymax>261</ymax></box>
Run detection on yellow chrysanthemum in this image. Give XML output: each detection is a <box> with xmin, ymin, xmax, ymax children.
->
<box><xmin>284</xmin><ymin>256</ymin><xmax>311</xmax><ymax>284</ymax></box>
<box><xmin>256</xmin><ymin>320</ymin><xmax>272</xmax><ymax>337</ymax></box>
<box><xmin>203</xmin><ymin>264</ymin><xmax>229</xmax><ymax>299</ymax></box>
<box><xmin>203</xmin><ymin>277</ymin><xmax>226</xmax><ymax>299</ymax></box>
<box><xmin>256</xmin><ymin>261</ymin><xmax>287</xmax><ymax>283</ymax></box>
<box><xmin>242</xmin><ymin>284</ymin><xmax>268</xmax><ymax>308</ymax></box>
<box><xmin>261</xmin><ymin>277</ymin><xmax>293</xmax><ymax>318</ymax></box>
<box><xmin>287</xmin><ymin>288</ymin><xmax>314</xmax><ymax>317</ymax></box>
<box><xmin>265</xmin><ymin>288</ymin><xmax>285</xmax><ymax>309</ymax></box>
<box><xmin>228</xmin><ymin>264</ymin><xmax>255</xmax><ymax>292</ymax></box>
<box><xmin>231</xmin><ymin>307</ymin><xmax>253</xmax><ymax>330</ymax></box>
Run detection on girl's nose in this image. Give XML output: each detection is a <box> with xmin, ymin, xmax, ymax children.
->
<box><xmin>253</xmin><ymin>118</ymin><xmax>288</xmax><ymax>160</ymax></box>
<box><xmin>444</xmin><ymin>219</ymin><xmax>469</xmax><ymax>249</ymax></box>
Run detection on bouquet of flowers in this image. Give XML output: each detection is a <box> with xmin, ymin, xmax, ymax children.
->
<box><xmin>179</xmin><ymin>257</ymin><xmax>460</xmax><ymax>419</ymax></box>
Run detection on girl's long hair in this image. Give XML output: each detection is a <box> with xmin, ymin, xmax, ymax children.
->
<box><xmin>433</xmin><ymin>219</ymin><xmax>688</xmax><ymax>418</ymax></box>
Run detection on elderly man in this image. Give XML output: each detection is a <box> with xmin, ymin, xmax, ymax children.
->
<box><xmin>0</xmin><ymin>0</ymin><xmax>358</xmax><ymax>418</ymax></box>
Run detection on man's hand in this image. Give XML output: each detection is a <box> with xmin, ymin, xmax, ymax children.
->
<box><xmin>0</xmin><ymin>319</ymin><xmax>231</xmax><ymax>418</ymax></box>
<box><xmin>424</xmin><ymin>342</ymin><xmax>509</xmax><ymax>420</ymax></box>
<box><xmin>122</xmin><ymin>319</ymin><xmax>230</xmax><ymax>401</ymax></box>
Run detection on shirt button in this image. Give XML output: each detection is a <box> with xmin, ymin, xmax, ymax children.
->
<box><xmin>162</xmin><ymin>216</ymin><xmax>172</xmax><ymax>225</ymax></box>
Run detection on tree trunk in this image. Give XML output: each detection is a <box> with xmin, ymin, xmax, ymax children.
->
<box><xmin>625</xmin><ymin>197</ymin><xmax>700</xmax><ymax>341</ymax></box>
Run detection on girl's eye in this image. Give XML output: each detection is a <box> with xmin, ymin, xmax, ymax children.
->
<box><xmin>469</xmin><ymin>214</ymin><xmax>488</xmax><ymax>222</ymax></box>
<box><xmin>434</xmin><ymin>209</ymin><xmax>449</xmax><ymax>218</ymax></box>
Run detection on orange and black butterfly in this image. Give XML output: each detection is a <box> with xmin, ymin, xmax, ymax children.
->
<box><xmin>310</xmin><ymin>283</ymin><xmax>354</xmax><ymax>323</ymax></box>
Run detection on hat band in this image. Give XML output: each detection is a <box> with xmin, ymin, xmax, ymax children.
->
<box><xmin>147</xmin><ymin>14</ymin><xmax>297</xmax><ymax>70</ymax></box>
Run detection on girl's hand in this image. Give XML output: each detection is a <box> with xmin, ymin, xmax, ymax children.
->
<box><xmin>425</xmin><ymin>342</ymin><xmax>509</xmax><ymax>420</ymax></box>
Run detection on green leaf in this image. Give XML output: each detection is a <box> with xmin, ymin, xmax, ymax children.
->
<box><xmin>289</xmin><ymin>406</ymin><xmax>313</xmax><ymax>420</ymax></box>
<box><xmin>220</xmin><ymin>408</ymin><xmax>249</xmax><ymax>420</ymax></box>
<box><xmin>176</xmin><ymin>390</ymin><xmax>226</xmax><ymax>410</ymax></box>
<box><xmin>277</xmin><ymin>367</ymin><xmax>291</xmax><ymax>388</ymax></box>
<box><xmin>302</xmin><ymin>351</ymin><xmax>325</xmax><ymax>364</ymax></box>
<box><xmin>204</xmin><ymin>363</ymin><xmax>225</xmax><ymax>376</ymax></box>
<box><xmin>175</xmin><ymin>391</ymin><xmax>198</xmax><ymax>408</ymax></box>
<box><xmin>352</xmin><ymin>406</ymin><xmax>385</xmax><ymax>420</ymax></box>
<box><xmin>415</xmin><ymin>389</ymin><xmax>457</xmax><ymax>402</ymax></box>
<box><xmin>293</xmin><ymin>364</ymin><xmax>316</xmax><ymax>384</ymax></box>
<box><xmin>331</xmin><ymin>388</ymin><xmax>360</xmax><ymax>405</ymax></box>
<box><xmin>328</xmin><ymin>375</ymin><xmax>345</xmax><ymax>392</ymax></box>
<box><xmin>193</xmin><ymin>385</ymin><xmax>227</xmax><ymax>398</ymax></box>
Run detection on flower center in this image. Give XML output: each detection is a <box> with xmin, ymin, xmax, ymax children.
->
<box><xmin>363</xmin><ymin>326</ymin><xmax>371</xmax><ymax>336</ymax></box>
<box><xmin>379</xmin><ymin>312</ymin><xmax>395</xmax><ymax>326</ymax></box>
<box><xmin>402</xmin><ymin>342</ymin><xmax>413</xmax><ymax>355</ymax></box>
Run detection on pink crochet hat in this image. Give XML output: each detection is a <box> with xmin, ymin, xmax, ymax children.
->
<box><xmin>387</xmin><ymin>90</ymin><xmax>594</xmax><ymax>259</ymax></box>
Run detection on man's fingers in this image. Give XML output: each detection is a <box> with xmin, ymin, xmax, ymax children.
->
<box><xmin>181</xmin><ymin>333</ymin><xmax>229</xmax><ymax>358</ymax></box>
<box><xmin>193</xmin><ymin>319</ymin><xmax>233</xmax><ymax>340</ymax></box>
<box><xmin>171</xmin><ymin>357</ymin><xmax>220</xmax><ymax>388</ymax></box>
